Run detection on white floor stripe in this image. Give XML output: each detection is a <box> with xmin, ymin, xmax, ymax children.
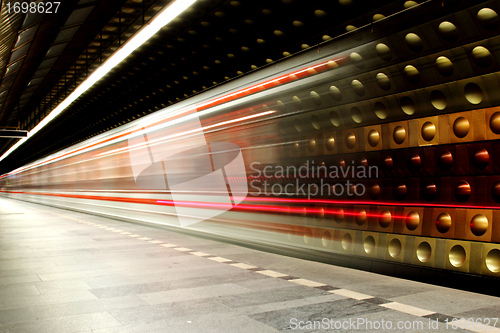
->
<box><xmin>329</xmin><ymin>289</ymin><xmax>373</xmax><ymax>300</ymax></box>
<box><xmin>138</xmin><ymin>237</ymin><xmax>151</xmax><ymax>240</ymax></box>
<box><xmin>149</xmin><ymin>240</ymin><xmax>163</xmax><ymax>244</ymax></box>
<box><xmin>208</xmin><ymin>257</ymin><xmax>232</xmax><ymax>263</ymax></box>
<box><xmin>381</xmin><ymin>302</ymin><xmax>435</xmax><ymax>317</ymax></box>
<box><xmin>128</xmin><ymin>234</ymin><xmax>140</xmax><ymax>237</ymax></box>
<box><xmin>190</xmin><ymin>252</ymin><xmax>210</xmax><ymax>257</ymax></box>
<box><xmin>160</xmin><ymin>244</ymin><xmax>177</xmax><ymax>248</ymax></box>
<box><xmin>289</xmin><ymin>278</ymin><xmax>326</xmax><ymax>288</ymax></box>
<box><xmin>256</xmin><ymin>270</ymin><xmax>288</xmax><ymax>278</ymax></box>
<box><xmin>230</xmin><ymin>263</ymin><xmax>257</xmax><ymax>269</ymax></box>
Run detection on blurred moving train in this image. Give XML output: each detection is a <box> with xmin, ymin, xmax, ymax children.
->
<box><xmin>2</xmin><ymin>0</ymin><xmax>500</xmax><ymax>286</ymax></box>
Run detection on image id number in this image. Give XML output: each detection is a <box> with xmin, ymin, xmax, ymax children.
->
<box><xmin>7</xmin><ymin>2</ymin><xmax>60</xmax><ymax>14</ymax></box>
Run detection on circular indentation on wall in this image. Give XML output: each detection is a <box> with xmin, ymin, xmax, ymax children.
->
<box><xmin>486</xmin><ymin>249</ymin><xmax>500</xmax><ymax>273</ymax></box>
<box><xmin>345</xmin><ymin>24</ymin><xmax>357</xmax><ymax>32</ymax></box>
<box><xmin>339</xmin><ymin>0</ymin><xmax>353</xmax><ymax>5</ymax></box>
<box><xmin>372</xmin><ymin>13</ymin><xmax>385</xmax><ymax>21</ymax></box>
<box><xmin>316</xmin><ymin>207</ymin><xmax>325</xmax><ymax>219</ymax></box>
<box><xmin>421</xmin><ymin>121</ymin><xmax>436</xmax><ymax>141</ymax></box>
<box><xmin>322</xmin><ymin>231</ymin><xmax>332</xmax><ymax>248</ymax></box>
<box><xmin>297</xmin><ymin>207</ymin><xmax>307</xmax><ymax>216</ymax></box>
<box><xmin>449</xmin><ymin>245</ymin><xmax>466</xmax><ymax>267</ymax></box>
<box><xmin>329</xmin><ymin>111</ymin><xmax>341</xmax><ymax>127</ymax></box>
<box><xmin>310</xmin><ymin>91</ymin><xmax>322</xmax><ymax>106</ymax></box>
<box><xmin>307</xmin><ymin>139</ymin><xmax>316</xmax><ymax>153</ymax></box>
<box><xmin>364</xmin><ymin>236</ymin><xmax>376</xmax><ymax>254</ymax></box>
<box><xmin>368</xmin><ymin>129</ymin><xmax>380</xmax><ymax>147</ymax></box>
<box><xmin>438</xmin><ymin>21</ymin><xmax>459</xmax><ymax>42</ymax></box>
<box><xmin>376</xmin><ymin>43</ymin><xmax>392</xmax><ymax>61</ymax></box>
<box><xmin>350</xmin><ymin>52</ymin><xmax>364</xmax><ymax>69</ymax></box>
<box><xmin>350</xmin><ymin>107</ymin><xmax>363</xmax><ymax>123</ymax></box>
<box><xmin>373</xmin><ymin>102</ymin><xmax>388</xmax><ymax>119</ymax></box>
<box><xmin>406</xmin><ymin>211</ymin><xmax>420</xmax><ymax>231</ymax></box>
<box><xmin>345</xmin><ymin>133</ymin><xmax>356</xmax><ymax>149</ymax></box>
<box><xmin>436</xmin><ymin>56</ymin><xmax>454</xmax><ymax>77</ymax></box>
<box><xmin>294</xmin><ymin>118</ymin><xmax>303</xmax><ymax>132</ymax></box>
<box><xmin>330</xmin><ymin>86</ymin><xmax>342</xmax><ymax>101</ymax></box>
<box><xmin>388</xmin><ymin>238</ymin><xmax>402</xmax><ymax>258</ymax></box>
<box><xmin>455</xmin><ymin>181</ymin><xmax>471</xmax><ymax>202</ymax></box>
<box><xmin>351</xmin><ymin>79</ymin><xmax>365</xmax><ymax>96</ymax></box>
<box><xmin>311</xmin><ymin>115</ymin><xmax>321</xmax><ymax>130</ymax></box>
<box><xmin>492</xmin><ymin>181</ymin><xmax>500</xmax><ymax>203</ymax></box>
<box><xmin>470</xmin><ymin>214</ymin><xmax>488</xmax><ymax>237</ymax></box>
<box><xmin>325</xmin><ymin>60</ymin><xmax>337</xmax><ymax>69</ymax></box>
<box><xmin>472</xmin><ymin>148</ymin><xmax>489</xmax><ymax>169</ymax></box>
<box><xmin>409</xmin><ymin>153</ymin><xmax>421</xmax><ymax>171</ymax></box>
<box><xmin>405</xmin><ymin>33</ymin><xmax>423</xmax><ymax>52</ymax></box>
<box><xmin>400</xmin><ymin>96</ymin><xmax>416</xmax><ymax>115</ymax></box>
<box><xmin>292</xmin><ymin>96</ymin><xmax>302</xmax><ymax>110</ymax></box>
<box><xmin>334</xmin><ymin>208</ymin><xmax>344</xmax><ymax>222</ymax></box>
<box><xmin>404</xmin><ymin>65</ymin><xmax>420</xmax><ymax>84</ymax></box>
<box><xmin>355</xmin><ymin>209</ymin><xmax>367</xmax><ymax>226</ymax></box>
<box><xmin>393</xmin><ymin>126</ymin><xmax>406</xmax><ymax>144</ymax></box>
<box><xmin>276</xmin><ymin>100</ymin><xmax>286</xmax><ymax>112</ymax></box>
<box><xmin>404</xmin><ymin>1</ymin><xmax>418</xmax><ymax>8</ymax></box>
<box><xmin>379</xmin><ymin>210</ymin><xmax>392</xmax><ymax>228</ymax></box>
<box><xmin>314</xmin><ymin>9</ymin><xmax>327</xmax><ymax>17</ymax></box>
<box><xmin>376</xmin><ymin>73</ymin><xmax>391</xmax><ymax>91</ymax></box>
<box><xmin>341</xmin><ymin>233</ymin><xmax>352</xmax><ymax>251</ymax></box>
<box><xmin>394</xmin><ymin>183</ymin><xmax>407</xmax><ymax>200</ymax></box>
<box><xmin>490</xmin><ymin>112</ymin><xmax>500</xmax><ymax>134</ymax></box>
<box><xmin>430</xmin><ymin>90</ymin><xmax>447</xmax><ymax>110</ymax></box>
<box><xmin>424</xmin><ymin>182</ymin><xmax>437</xmax><ymax>201</ymax></box>
<box><xmin>436</xmin><ymin>212</ymin><xmax>452</xmax><ymax>233</ymax></box>
<box><xmin>325</xmin><ymin>136</ymin><xmax>335</xmax><ymax>151</ymax></box>
<box><xmin>438</xmin><ymin>151</ymin><xmax>453</xmax><ymax>171</ymax></box>
<box><xmin>369</xmin><ymin>184</ymin><xmax>380</xmax><ymax>200</ymax></box>
<box><xmin>303</xmin><ymin>229</ymin><xmax>313</xmax><ymax>244</ymax></box>
<box><xmin>417</xmin><ymin>242</ymin><xmax>432</xmax><ymax>262</ymax></box>
<box><xmin>453</xmin><ymin>117</ymin><xmax>470</xmax><ymax>138</ymax></box>
<box><xmin>471</xmin><ymin>46</ymin><xmax>493</xmax><ymax>68</ymax></box>
<box><xmin>464</xmin><ymin>82</ymin><xmax>483</xmax><ymax>105</ymax></box>
<box><xmin>383</xmin><ymin>155</ymin><xmax>393</xmax><ymax>170</ymax></box>
<box><xmin>477</xmin><ymin>8</ymin><xmax>500</xmax><ymax>31</ymax></box>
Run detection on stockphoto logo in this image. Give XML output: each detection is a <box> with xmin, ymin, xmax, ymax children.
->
<box><xmin>127</xmin><ymin>114</ymin><xmax>248</xmax><ymax>227</ymax></box>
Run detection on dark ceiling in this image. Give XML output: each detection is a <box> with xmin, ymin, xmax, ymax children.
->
<box><xmin>0</xmin><ymin>0</ymin><xmax>446</xmax><ymax>174</ymax></box>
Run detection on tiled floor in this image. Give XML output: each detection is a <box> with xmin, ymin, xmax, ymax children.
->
<box><xmin>1</xmin><ymin>197</ymin><xmax>500</xmax><ymax>332</ymax></box>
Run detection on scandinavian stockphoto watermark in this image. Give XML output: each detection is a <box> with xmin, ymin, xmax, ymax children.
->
<box><xmin>289</xmin><ymin>317</ymin><xmax>499</xmax><ymax>331</ymax></box>
<box><xmin>249</xmin><ymin>160</ymin><xmax>378</xmax><ymax>199</ymax></box>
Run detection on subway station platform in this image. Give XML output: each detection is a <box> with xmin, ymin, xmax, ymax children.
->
<box><xmin>1</xmin><ymin>197</ymin><xmax>500</xmax><ymax>333</ymax></box>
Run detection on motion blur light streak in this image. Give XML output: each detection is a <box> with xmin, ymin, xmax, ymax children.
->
<box><xmin>96</xmin><ymin>110</ymin><xmax>276</xmax><ymax>158</ymax></box>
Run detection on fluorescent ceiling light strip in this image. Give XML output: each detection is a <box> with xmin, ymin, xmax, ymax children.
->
<box><xmin>0</xmin><ymin>0</ymin><xmax>197</xmax><ymax>164</ymax></box>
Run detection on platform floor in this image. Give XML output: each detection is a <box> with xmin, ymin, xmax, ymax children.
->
<box><xmin>1</xmin><ymin>197</ymin><xmax>500</xmax><ymax>333</ymax></box>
